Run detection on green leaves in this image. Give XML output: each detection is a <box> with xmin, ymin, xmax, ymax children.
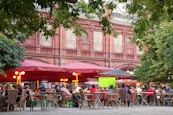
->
<box><xmin>134</xmin><ymin>21</ymin><xmax>173</xmax><ymax>83</ymax></box>
<box><xmin>0</xmin><ymin>33</ymin><xmax>25</xmax><ymax>71</ymax></box>
<box><xmin>124</xmin><ymin>0</ymin><xmax>173</xmax><ymax>83</ymax></box>
<box><xmin>0</xmin><ymin>62</ymin><xmax>6</xmax><ymax>77</ymax></box>
<box><xmin>0</xmin><ymin>0</ymin><xmax>118</xmax><ymax>39</ymax></box>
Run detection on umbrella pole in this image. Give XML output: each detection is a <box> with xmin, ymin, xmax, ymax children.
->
<box><xmin>37</xmin><ymin>80</ymin><xmax>39</xmax><ymax>89</ymax></box>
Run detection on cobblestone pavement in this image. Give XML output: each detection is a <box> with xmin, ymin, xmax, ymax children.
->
<box><xmin>0</xmin><ymin>106</ymin><xmax>173</xmax><ymax>115</ymax></box>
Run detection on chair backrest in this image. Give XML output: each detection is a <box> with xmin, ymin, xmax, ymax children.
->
<box><xmin>7</xmin><ymin>89</ymin><xmax>18</xmax><ymax>104</ymax></box>
<box><xmin>27</xmin><ymin>90</ymin><xmax>34</xmax><ymax>102</ymax></box>
<box><xmin>46</xmin><ymin>88</ymin><xmax>55</xmax><ymax>93</ymax></box>
<box><xmin>20</xmin><ymin>89</ymin><xmax>27</xmax><ymax>101</ymax></box>
<box><xmin>79</xmin><ymin>89</ymin><xmax>85</xmax><ymax>101</ymax></box>
<box><xmin>118</xmin><ymin>90</ymin><xmax>127</xmax><ymax>102</ymax></box>
<box><xmin>46</xmin><ymin>93</ymin><xmax>56</xmax><ymax>101</ymax></box>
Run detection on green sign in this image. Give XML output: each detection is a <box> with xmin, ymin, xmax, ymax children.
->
<box><xmin>98</xmin><ymin>77</ymin><xmax>116</xmax><ymax>88</ymax></box>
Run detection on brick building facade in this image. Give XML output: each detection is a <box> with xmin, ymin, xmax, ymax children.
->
<box><xmin>22</xmin><ymin>13</ymin><xmax>142</xmax><ymax>72</ymax></box>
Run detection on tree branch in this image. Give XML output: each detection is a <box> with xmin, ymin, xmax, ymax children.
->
<box><xmin>3</xmin><ymin>0</ymin><xmax>10</xmax><ymax>15</ymax></box>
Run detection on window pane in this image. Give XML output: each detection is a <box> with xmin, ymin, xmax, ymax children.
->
<box><xmin>66</xmin><ymin>29</ymin><xmax>76</xmax><ymax>49</ymax></box>
<box><xmin>114</xmin><ymin>34</ymin><xmax>123</xmax><ymax>53</ymax></box>
<box><xmin>93</xmin><ymin>31</ymin><xmax>103</xmax><ymax>51</ymax></box>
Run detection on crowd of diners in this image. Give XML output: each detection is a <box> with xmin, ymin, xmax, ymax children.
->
<box><xmin>0</xmin><ymin>84</ymin><xmax>29</xmax><ymax>111</ymax></box>
<box><xmin>0</xmin><ymin>82</ymin><xmax>172</xmax><ymax>111</ymax></box>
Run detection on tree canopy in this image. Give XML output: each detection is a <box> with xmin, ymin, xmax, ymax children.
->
<box><xmin>126</xmin><ymin>0</ymin><xmax>173</xmax><ymax>83</ymax></box>
<box><xmin>0</xmin><ymin>0</ymin><xmax>117</xmax><ymax>42</ymax></box>
<box><xmin>0</xmin><ymin>33</ymin><xmax>25</xmax><ymax>76</ymax></box>
<box><xmin>134</xmin><ymin>21</ymin><xmax>173</xmax><ymax>83</ymax></box>
<box><xmin>0</xmin><ymin>0</ymin><xmax>118</xmax><ymax>76</ymax></box>
<box><xmin>127</xmin><ymin>0</ymin><xmax>173</xmax><ymax>47</ymax></box>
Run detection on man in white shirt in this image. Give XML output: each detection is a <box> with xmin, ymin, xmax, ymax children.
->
<box><xmin>73</xmin><ymin>84</ymin><xmax>81</xmax><ymax>94</ymax></box>
<box><xmin>136</xmin><ymin>86</ymin><xmax>142</xmax><ymax>104</ymax></box>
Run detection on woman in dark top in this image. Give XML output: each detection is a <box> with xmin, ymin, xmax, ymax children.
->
<box><xmin>16</xmin><ymin>84</ymin><xmax>22</xmax><ymax>103</ymax></box>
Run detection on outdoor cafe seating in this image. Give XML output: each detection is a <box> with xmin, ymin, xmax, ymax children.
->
<box><xmin>77</xmin><ymin>89</ymin><xmax>119</xmax><ymax>109</ymax></box>
<box><xmin>0</xmin><ymin>89</ymin><xmax>18</xmax><ymax>112</ymax></box>
<box><xmin>28</xmin><ymin>89</ymin><xmax>61</xmax><ymax>111</ymax></box>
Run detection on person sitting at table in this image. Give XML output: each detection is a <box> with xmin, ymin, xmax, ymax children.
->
<box><xmin>60</xmin><ymin>83</ymin><xmax>71</xmax><ymax>106</ymax></box>
<box><xmin>119</xmin><ymin>83</ymin><xmax>131</xmax><ymax>107</ymax></box>
<box><xmin>88</xmin><ymin>84</ymin><xmax>98</xmax><ymax>107</ymax></box>
<box><xmin>73</xmin><ymin>84</ymin><xmax>81</xmax><ymax>94</ymax></box>
<box><xmin>72</xmin><ymin>84</ymin><xmax>81</xmax><ymax>107</ymax></box>
<box><xmin>100</xmin><ymin>87</ymin><xmax>106</xmax><ymax>104</ymax></box>
<box><xmin>90</xmin><ymin>84</ymin><xmax>98</xmax><ymax>93</ymax></box>
<box><xmin>61</xmin><ymin>83</ymin><xmax>71</xmax><ymax>98</ymax></box>
<box><xmin>24</xmin><ymin>85</ymin><xmax>32</xmax><ymax>107</ymax></box>
<box><xmin>39</xmin><ymin>83</ymin><xmax>46</xmax><ymax>93</ymax></box>
<box><xmin>109</xmin><ymin>84</ymin><xmax>115</xmax><ymax>93</ymax></box>
<box><xmin>146</xmin><ymin>85</ymin><xmax>155</xmax><ymax>105</ymax></box>
<box><xmin>16</xmin><ymin>84</ymin><xmax>23</xmax><ymax>103</ymax></box>
<box><xmin>136</xmin><ymin>85</ymin><xmax>142</xmax><ymax>104</ymax></box>
<box><xmin>165</xmin><ymin>83</ymin><xmax>172</xmax><ymax>93</ymax></box>
<box><xmin>55</xmin><ymin>85</ymin><xmax>60</xmax><ymax>93</ymax></box>
<box><xmin>82</xmin><ymin>85</ymin><xmax>89</xmax><ymax>93</ymax></box>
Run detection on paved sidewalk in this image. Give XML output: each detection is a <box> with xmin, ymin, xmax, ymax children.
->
<box><xmin>0</xmin><ymin>106</ymin><xmax>173</xmax><ymax>115</ymax></box>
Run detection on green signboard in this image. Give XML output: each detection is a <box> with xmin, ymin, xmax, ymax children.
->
<box><xmin>98</xmin><ymin>77</ymin><xmax>116</xmax><ymax>88</ymax></box>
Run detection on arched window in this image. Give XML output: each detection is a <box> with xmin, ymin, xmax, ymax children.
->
<box><xmin>126</xmin><ymin>37</ymin><xmax>132</xmax><ymax>45</ymax></box>
<box><xmin>80</xmin><ymin>33</ymin><xmax>88</xmax><ymax>42</ymax></box>
<box><xmin>40</xmin><ymin>33</ymin><xmax>52</xmax><ymax>47</ymax></box>
<box><xmin>40</xmin><ymin>24</ymin><xmax>52</xmax><ymax>47</ymax></box>
<box><xmin>66</xmin><ymin>29</ymin><xmax>76</xmax><ymax>49</ymax></box>
<box><xmin>114</xmin><ymin>34</ymin><xmax>123</xmax><ymax>53</ymax></box>
<box><xmin>93</xmin><ymin>31</ymin><xmax>103</xmax><ymax>51</ymax></box>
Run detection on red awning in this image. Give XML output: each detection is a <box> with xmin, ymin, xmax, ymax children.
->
<box><xmin>59</xmin><ymin>62</ymin><xmax>112</xmax><ymax>82</ymax></box>
<box><xmin>61</xmin><ymin>62</ymin><xmax>112</xmax><ymax>73</ymax></box>
<box><xmin>0</xmin><ymin>59</ymin><xmax>65</xmax><ymax>82</ymax></box>
<box><xmin>18</xmin><ymin>59</ymin><xmax>63</xmax><ymax>72</ymax></box>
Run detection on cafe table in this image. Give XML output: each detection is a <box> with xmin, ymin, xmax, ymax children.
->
<box><xmin>139</xmin><ymin>92</ymin><xmax>154</xmax><ymax>106</ymax></box>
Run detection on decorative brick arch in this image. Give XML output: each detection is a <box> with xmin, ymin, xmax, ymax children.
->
<box><xmin>79</xmin><ymin>60</ymin><xmax>101</xmax><ymax>66</ymax></box>
<box><xmin>26</xmin><ymin>57</ymin><xmax>49</xmax><ymax>64</ymax></box>
<box><xmin>113</xmin><ymin>63</ymin><xmax>140</xmax><ymax>71</ymax></box>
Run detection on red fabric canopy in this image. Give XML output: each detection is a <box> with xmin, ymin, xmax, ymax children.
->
<box><xmin>0</xmin><ymin>59</ymin><xmax>65</xmax><ymax>82</ymax></box>
<box><xmin>59</xmin><ymin>62</ymin><xmax>112</xmax><ymax>82</ymax></box>
<box><xmin>61</xmin><ymin>62</ymin><xmax>113</xmax><ymax>73</ymax></box>
<box><xmin>18</xmin><ymin>59</ymin><xmax>63</xmax><ymax>72</ymax></box>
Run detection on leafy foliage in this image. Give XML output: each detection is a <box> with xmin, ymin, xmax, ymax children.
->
<box><xmin>126</xmin><ymin>0</ymin><xmax>173</xmax><ymax>48</ymax></box>
<box><xmin>0</xmin><ymin>63</ymin><xmax>6</xmax><ymax>77</ymax></box>
<box><xmin>134</xmin><ymin>21</ymin><xmax>173</xmax><ymax>83</ymax></box>
<box><xmin>0</xmin><ymin>33</ymin><xmax>25</xmax><ymax>76</ymax></box>
<box><xmin>0</xmin><ymin>0</ymin><xmax>118</xmax><ymax>75</ymax></box>
<box><xmin>116</xmin><ymin>0</ymin><xmax>173</xmax><ymax>83</ymax></box>
<box><xmin>0</xmin><ymin>0</ymin><xmax>117</xmax><ymax>41</ymax></box>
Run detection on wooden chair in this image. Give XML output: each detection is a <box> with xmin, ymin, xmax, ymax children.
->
<box><xmin>79</xmin><ymin>89</ymin><xmax>95</xmax><ymax>109</ymax></box>
<box><xmin>79</xmin><ymin>89</ymin><xmax>89</xmax><ymax>109</ymax></box>
<box><xmin>118</xmin><ymin>90</ymin><xmax>127</xmax><ymax>106</ymax></box>
<box><xmin>104</xmin><ymin>93</ymin><xmax>118</xmax><ymax>108</ymax></box>
<box><xmin>130</xmin><ymin>92</ymin><xmax>137</xmax><ymax>106</ymax></box>
<box><xmin>46</xmin><ymin>92</ymin><xmax>58</xmax><ymax>109</ymax></box>
<box><xmin>0</xmin><ymin>95</ymin><xmax>6</xmax><ymax>111</ymax></box>
<box><xmin>162</xmin><ymin>92</ymin><xmax>173</xmax><ymax>106</ymax></box>
<box><xmin>17</xmin><ymin>89</ymin><xmax>27</xmax><ymax>111</ymax></box>
<box><xmin>28</xmin><ymin>91</ymin><xmax>44</xmax><ymax>111</ymax></box>
<box><xmin>27</xmin><ymin>91</ymin><xmax>34</xmax><ymax>111</ymax></box>
<box><xmin>7</xmin><ymin>89</ymin><xmax>18</xmax><ymax>111</ymax></box>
